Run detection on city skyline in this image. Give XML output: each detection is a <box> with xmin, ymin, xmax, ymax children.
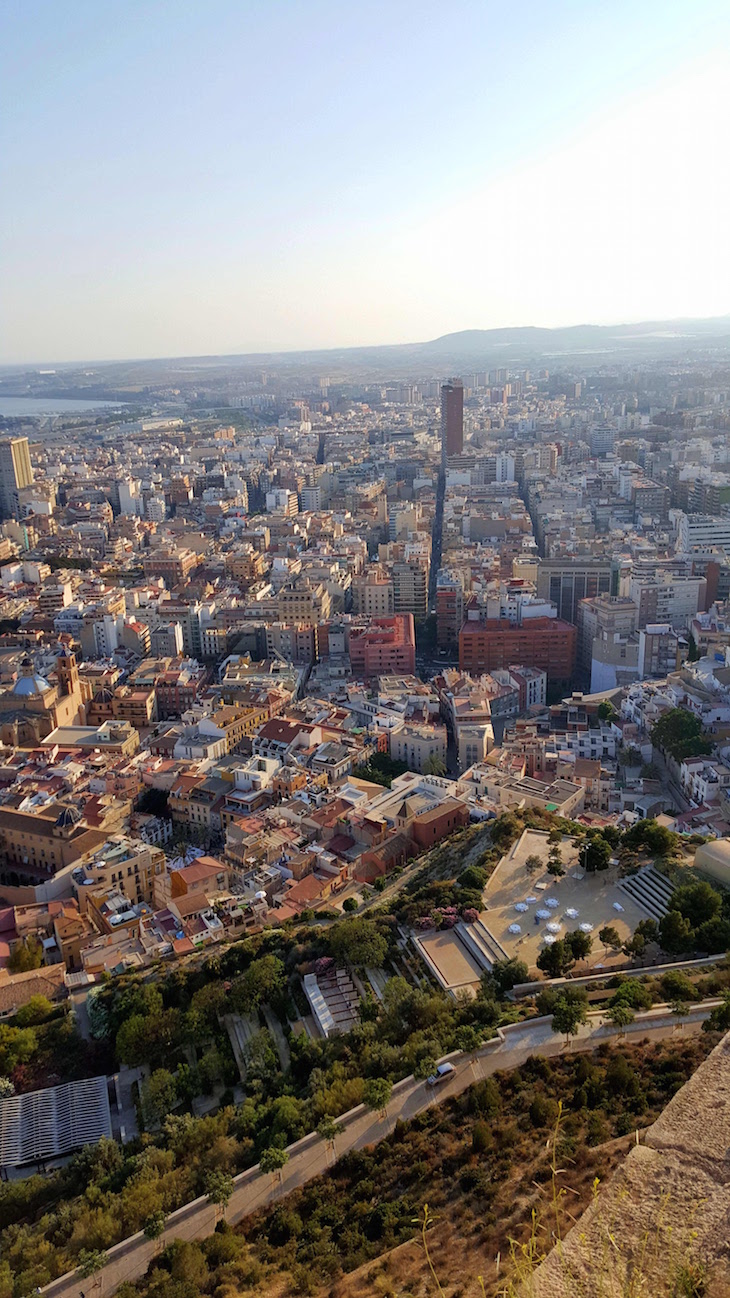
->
<box><xmin>3</xmin><ymin>0</ymin><xmax>730</xmax><ymax>1277</ymax></box>
<box><xmin>3</xmin><ymin>0</ymin><xmax>730</xmax><ymax>363</ymax></box>
<box><xmin>0</xmin><ymin>281</ymin><xmax>728</xmax><ymax>1294</ymax></box>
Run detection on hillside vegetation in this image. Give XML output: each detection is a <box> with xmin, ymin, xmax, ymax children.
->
<box><xmin>112</xmin><ymin>1034</ymin><xmax>719</xmax><ymax>1298</ymax></box>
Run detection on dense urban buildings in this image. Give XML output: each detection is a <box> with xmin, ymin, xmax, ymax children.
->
<box><xmin>2</xmin><ymin>332</ymin><xmax>730</xmax><ymax>1292</ymax></box>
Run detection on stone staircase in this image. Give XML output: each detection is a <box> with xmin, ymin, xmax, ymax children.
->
<box><xmin>456</xmin><ymin>918</ymin><xmax>509</xmax><ymax>972</ymax></box>
<box><xmin>617</xmin><ymin>864</ymin><xmax>674</xmax><ymax>921</ymax></box>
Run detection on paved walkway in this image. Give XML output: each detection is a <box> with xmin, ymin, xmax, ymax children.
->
<box><xmin>41</xmin><ymin>1000</ymin><xmax>719</xmax><ymax>1298</ymax></box>
<box><xmin>69</xmin><ymin>987</ymin><xmax>93</xmax><ymax>1042</ymax></box>
<box><xmin>111</xmin><ymin>1066</ymin><xmax>145</xmax><ymax>1144</ymax></box>
<box><xmin>262</xmin><ymin>1005</ymin><xmax>290</xmax><ymax>1071</ymax></box>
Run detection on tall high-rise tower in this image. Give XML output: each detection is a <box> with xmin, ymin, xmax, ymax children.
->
<box><xmin>0</xmin><ymin>437</ymin><xmax>33</xmax><ymax>519</ymax></box>
<box><xmin>440</xmin><ymin>378</ymin><xmax>463</xmax><ymax>460</ymax></box>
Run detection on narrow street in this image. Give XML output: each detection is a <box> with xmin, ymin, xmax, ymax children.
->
<box><xmin>427</xmin><ymin>467</ymin><xmax>445</xmax><ymax>612</ymax></box>
<box><xmin>652</xmin><ymin>747</ymin><xmax>691</xmax><ymax>813</ymax></box>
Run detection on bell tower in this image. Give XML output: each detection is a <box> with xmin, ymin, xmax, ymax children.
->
<box><xmin>56</xmin><ymin>645</ymin><xmax>79</xmax><ymax>697</ymax></box>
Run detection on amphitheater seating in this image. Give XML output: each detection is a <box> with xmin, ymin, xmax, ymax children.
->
<box><xmin>617</xmin><ymin>864</ymin><xmax>674</xmax><ymax>921</ymax></box>
<box><xmin>455</xmin><ymin>917</ymin><xmax>509</xmax><ymax>972</ymax></box>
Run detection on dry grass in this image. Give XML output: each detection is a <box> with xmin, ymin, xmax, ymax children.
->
<box><xmin>238</xmin><ymin>1035</ymin><xmax>719</xmax><ymax>1298</ymax></box>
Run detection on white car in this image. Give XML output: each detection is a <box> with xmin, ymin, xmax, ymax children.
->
<box><xmin>426</xmin><ymin>1062</ymin><xmax>456</xmax><ymax>1086</ymax></box>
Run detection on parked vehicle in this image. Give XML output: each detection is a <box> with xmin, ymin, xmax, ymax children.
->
<box><xmin>426</xmin><ymin>1062</ymin><xmax>456</xmax><ymax>1086</ymax></box>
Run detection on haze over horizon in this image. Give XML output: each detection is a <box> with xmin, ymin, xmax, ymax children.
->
<box><xmin>4</xmin><ymin>310</ymin><xmax>730</xmax><ymax>374</ymax></box>
<box><xmin>3</xmin><ymin>0</ymin><xmax>730</xmax><ymax>365</ymax></box>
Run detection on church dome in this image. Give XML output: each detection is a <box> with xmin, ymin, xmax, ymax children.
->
<box><xmin>55</xmin><ymin>805</ymin><xmax>82</xmax><ymax>828</ymax></box>
<box><xmin>92</xmin><ymin>687</ymin><xmax>114</xmax><ymax>705</ymax></box>
<box><xmin>12</xmin><ymin>673</ymin><xmax>51</xmax><ymax>696</ymax></box>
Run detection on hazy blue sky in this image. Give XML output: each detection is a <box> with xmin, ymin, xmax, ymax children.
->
<box><xmin>2</xmin><ymin>0</ymin><xmax>729</xmax><ymax>362</ymax></box>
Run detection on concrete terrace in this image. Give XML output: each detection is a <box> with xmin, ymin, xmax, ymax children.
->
<box><xmin>478</xmin><ymin>827</ymin><xmax>652</xmax><ymax>973</ymax></box>
<box><xmin>414</xmin><ymin>929</ymin><xmax>484</xmax><ymax>997</ymax></box>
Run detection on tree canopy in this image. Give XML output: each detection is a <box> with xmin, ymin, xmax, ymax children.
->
<box><xmin>598</xmin><ymin>925</ymin><xmax>622</xmax><ymax>954</ymax></box>
<box><xmin>583</xmin><ymin>835</ymin><xmax>612</xmax><ymax>872</ymax></box>
<box><xmin>490</xmin><ymin>958</ymin><xmax>529</xmax><ymax>995</ymax></box>
<box><xmin>606</xmin><ymin>1003</ymin><xmax>635</xmax><ymax>1032</ymax></box>
<box><xmin>671</xmin><ymin>880</ymin><xmax>721</xmax><ymax>929</ymax></box>
<box><xmin>551</xmin><ymin>989</ymin><xmax>588</xmax><ymax>1043</ymax></box>
<box><xmin>564</xmin><ymin>929</ymin><xmax>592</xmax><ymax>963</ymax></box>
<box><xmin>230</xmin><ymin>954</ymin><xmax>286</xmax><ymax>1013</ymax></box>
<box><xmin>650</xmin><ymin>708</ymin><xmax>712</xmax><ymax>762</ymax></box>
<box><xmin>536</xmin><ymin>938</ymin><xmax>574</xmax><ymax>979</ymax></box>
<box><xmin>329</xmin><ymin>918</ymin><xmax>389</xmax><ymax>969</ymax></box>
<box><xmin>363</xmin><ymin>1077</ymin><xmax>393</xmax><ymax>1114</ymax></box>
<box><xmin>205</xmin><ymin>1170</ymin><xmax>235</xmax><ymax>1206</ymax></box>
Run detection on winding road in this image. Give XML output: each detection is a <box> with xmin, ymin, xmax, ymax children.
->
<box><xmin>41</xmin><ymin>999</ymin><xmax>720</xmax><ymax>1298</ymax></box>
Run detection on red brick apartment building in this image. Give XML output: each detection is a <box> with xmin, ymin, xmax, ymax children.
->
<box><xmin>458</xmin><ymin>617</ymin><xmax>577</xmax><ymax>684</ymax></box>
<box><xmin>348</xmin><ymin>615</ymin><xmax>416</xmax><ymax>680</ymax></box>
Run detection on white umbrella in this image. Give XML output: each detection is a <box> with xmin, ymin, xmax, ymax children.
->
<box><xmin>613</xmin><ymin>902</ymin><xmax>624</xmax><ymax>912</ymax></box>
<box><xmin>536</xmin><ymin>908</ymin><xmax>551</xmax><ymax>919</ymax></box>
<box><xmin>580</xmin><ymin>922</ymin><xmax>594</xmax><ymax>932</ymax></box>
<box><xmin>565</xmin><ymin>907</ymin><xmax>579</xmax><ymax>919</ymax></box>
<box><xmin>546</xmin><ymin>921</ymin><xmax>561</xmax><ymax>934</ymax></box>
<box><xmin>525</xmin><ymin>896</ymin><xmax>537</xmax><ymax>904</ymax></box>
<box><xmin>543</xmin><ymin>933</ymin><xmax>557</xmax><ymax>945</ymax></box>
<box><xmin>514</xmin><ymin>902</ymin><xmax>529</xmax><ymax>913</ymax></box>
<box><xmin>546</xmin><ymin>897</ymin><xmax>559</xmax><ymax>908</ymax></box>
<box><xmin>508</xmin><ymin>922</ymin><xmax>522</xmax><ymax>934</ymax></box>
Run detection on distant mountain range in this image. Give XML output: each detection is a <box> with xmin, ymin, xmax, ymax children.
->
<box><xmin>216</xmin><ymin>314</ymin><xmax>730</xmax><ymax>374</ymax></box>
<box><xmin>3</xmin><ymin>315</ymin><xmax>730</xmax><ymax>386</ymax></box>
<box><xmin>423</xmin><ymin>316</ymin><xmax>730</xmax><ymax>354</ymax></box>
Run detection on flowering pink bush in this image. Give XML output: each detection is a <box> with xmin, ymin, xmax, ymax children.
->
<box><xmin>314</xmin><ymin>956</ymin><xmax>335</xmax><ymax>976</ymax></box>
<box><xmin>461</xmin><ymin>907</ymin><xmax>479</xmax><ymax>924</ymax></box>
<box><xmin>433</xmin><ymin>906</ymin><xmax>459</xmax><ymax>929</ymax></box>
<box><xmin>415</xmin><ymin>915</ymin><xmax>433</xmax><ymax>930</ymax></box>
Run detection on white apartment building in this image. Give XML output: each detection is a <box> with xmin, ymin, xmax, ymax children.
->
<box><xmin>630</xmin><ymin>573</ymin><xmax>706</xmax><ymax>630</ymax></box>
<box><xmin>118</xmin><ymin>478</ymin><xmax>142</xmax><ymax>516</ymax></box>
<box><xmin>677</xmin><ymin>512</ymin><xmax>730</xmax><ymax>554</ymax></box>
<box><xmin>679</xmin><ymin>757</ymin><xmax>730</xmax><ymax>806</ymax></box>
<box><xmin>637</xmin><ymin>624</ymin><xmax>681</xmax><ymax>679</ymax></box>
<box><xmin>392</xmin><ymin>560</ymin><xmax>428</xmax><ymax>620</ymax></box>
<box><xmin>266</xmin><ymin>488</ymin><xmax>299</xmax><ymax>517</ymax></box>
<box><xmin>390</xmin><ymin>722</ymin><xmax>448</xmax><ymax>774</ymax></box>
<box><xmin>299</xmin><ymin>485</ymin><xmax>321</xmax><ymax>511</ymax></box>
<box><xmin>555</xmin><ymin>723</ymin><xmax>618</xmax><ymax>761</ymax></box>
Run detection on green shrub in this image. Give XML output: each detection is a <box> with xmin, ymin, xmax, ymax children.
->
<box><xmin>529</xmin><ymin>1095</ymin><xmax>558</xmax><ymax>1128</ymax></box>
<box><xmin>471</xmin><ymin>1120</ymin><xmax>491</xmax><ymax>1153</ymax></box>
